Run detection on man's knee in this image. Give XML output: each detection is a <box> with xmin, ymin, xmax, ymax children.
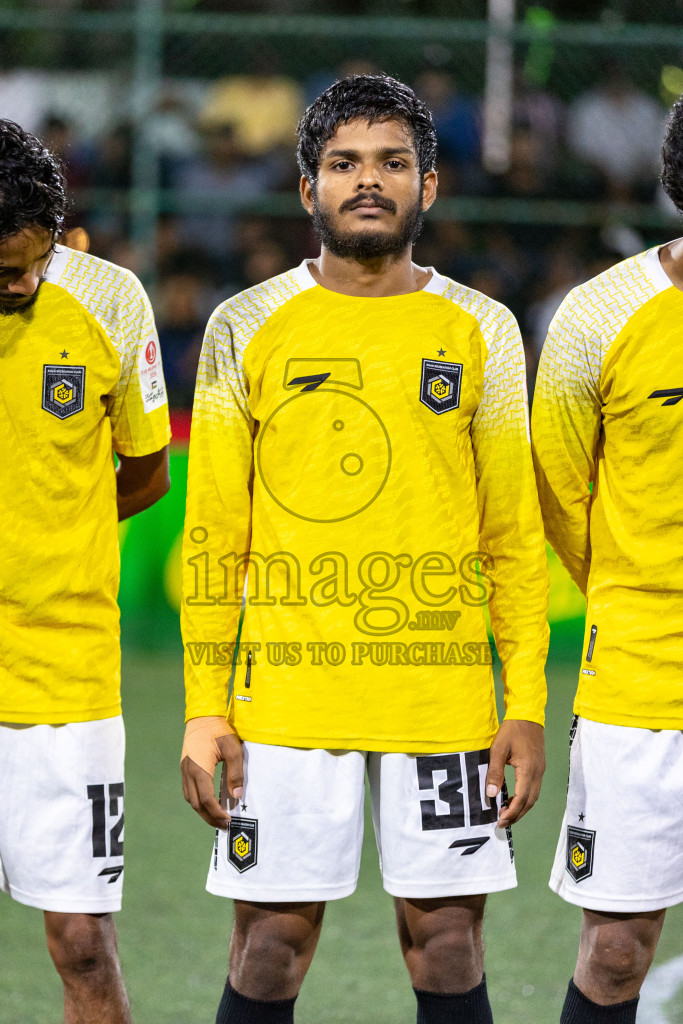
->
<box><xmin>577</xmin><ymin>910</ymin><xmax>664</xmax><ymax>999</ymax></box>
<box><xmin>584</xmin><ymin>931</ymin><xmax>654</xmax><ymax>989</ymax></box>
<box><xmin>229</xmin><ymin>901</ymin><xmax>325</xmax><ymax>1000</ymax></box>
<box><xmin>396</xmin><ymin>895</ymin><xmax>486</xmax><ymax>991</ymax></box>
<box><xmin>45</xmin><ymin>912</ymin><xmax>119</xmax><ymax>984</ymax></box>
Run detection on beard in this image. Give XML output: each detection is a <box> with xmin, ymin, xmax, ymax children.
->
<box><xmin>312</xmin><ymin>188</ymin><xmax>425</xmax><ymax>260</ymax></box>
<box><xmin>0</xmin><ymin>285</ymin><xmax>41</xmax><ymax>317</ymax></box>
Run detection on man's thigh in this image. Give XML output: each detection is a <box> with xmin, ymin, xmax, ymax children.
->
<box><xmin>368</xmin><ymin>748</ymin><xmax>517</xmax><ymax>898</ymax></box>
<box><xmin>207</xmin><ymin>742</ymin><xmax>366</xmax><ymax>902</ymax></box>
<box><xmin>0</xmin><ymin>717</ymin><xmax>125</xmax><ymax>913</ymax></box>
<box><xmin>550</xmin><ymin>716</ymin><xmax>683</xmax><ymax>912</ymax></box>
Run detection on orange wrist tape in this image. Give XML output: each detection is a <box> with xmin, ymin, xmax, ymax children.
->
<box><xmin>181</xmin><ymin>716</ymin><xmax>236</xmax><ymax>776</ymax></box>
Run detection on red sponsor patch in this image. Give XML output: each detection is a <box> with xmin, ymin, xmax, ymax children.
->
<box><xmin>145</xmin><ymin>340</ymin><xmax>157</xmax><ymax>365</ymax></box>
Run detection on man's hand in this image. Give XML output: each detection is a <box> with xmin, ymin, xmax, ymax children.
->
<box><xmin>181</xmin><ymin>716</ymin><xmax>244</xmax><ymax>830</ymax></box>
<box><xmin>485</xmin><ymin>719</ymin><xmax>545</xmax><ymax>829</ymax></box>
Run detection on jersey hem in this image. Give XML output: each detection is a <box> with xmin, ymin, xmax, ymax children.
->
<box><xmin>0</xmin><ymin>706</ymin><xmax>121</xmax><ymax>725</ymax></box>
<box><xmin>573</xmin><ymin>703</ymin><xmax>683</xmax><ymax>731</ymax></box>
<box><xmin>233</xmin><ymin>727</ymin><xmax>498</xmax><ymax>753</ymax></box>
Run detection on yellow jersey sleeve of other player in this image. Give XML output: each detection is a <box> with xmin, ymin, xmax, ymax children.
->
<box><xmin>532</xmin><ymin>247</ymin><xmax>683</xmax><ymax>730</ymax></box>
<box><xmin>182</xmin><ymin>263</ymin><xmax>548</xmax><ymax>753</ymax></box>
<box><xmin>0</xmin><ymin>246</ymin><xmax>170</xmax><ymax>725</ymax></box>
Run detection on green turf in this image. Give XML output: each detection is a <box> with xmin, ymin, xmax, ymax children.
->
<box><xmin>1</xmin><ymin>649</ymin><xmax>682</xmax><ymax>1023</ymax></box>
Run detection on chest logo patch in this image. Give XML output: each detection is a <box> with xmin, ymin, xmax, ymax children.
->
<box><xmin>420</xmin><ymin>359</ymin><xmax>462</xmax><ymax>415</ymax></box>
<box><xmin>42</xmin><ymin>364</ymin><xmax>86</xmax><ymax>420</ymax></box>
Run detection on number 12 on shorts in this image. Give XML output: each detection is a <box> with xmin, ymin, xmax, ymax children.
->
<box><xmin>87</xmin><ymin>782</ymin><xmax>124</xmax><ymax>859</ymax></box>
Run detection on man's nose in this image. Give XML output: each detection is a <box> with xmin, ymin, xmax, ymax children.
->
<box><xmin>355</xmin><ymin>162</ymin><xmax>383</xmax><ymax>189</ymax></box>
<box><xmin>7</xmin><ymin>270</ymin><xmax>40</xmax><ymax>296</ymax></box>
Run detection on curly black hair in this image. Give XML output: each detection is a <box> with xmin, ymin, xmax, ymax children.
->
<box><xmin>661</xmin><ymin>96</ymin><xmax>683</xmax><ymax>214</ymax></box>
<box><xmin>297</xmin><ymin>74</ymin><xmax>437</xmax><ymax>185</ymax></box>
<box><xmin>0</xmin><ymin>119</ymin><xmax>67</xmax><ymax>242</ymax></box>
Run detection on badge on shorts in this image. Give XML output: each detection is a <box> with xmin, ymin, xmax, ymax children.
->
<box><xmin>228</xmin><ymin>817</ymin><xmax>258</xmax><ymax>873</ymax></box>
<box><xmin>419</xmin><ymin>359</ymin><xmax>462</xmax><ymax>415</ymax></box>
<box><xmin>42</xmin><ymin>364</ymin><xmax>85</xmax><ymax>419</ymax></box>
<box><xmin>566</xmin><ymin>825</ymin><xmax>595</xmax><ymax>882</ymax></box>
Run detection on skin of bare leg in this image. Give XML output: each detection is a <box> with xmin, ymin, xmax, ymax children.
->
<box><xmin>573</xmin><ymin>907</ymin><xmax>666</xmax><ymax>1004</ymax></box>
<box><xmin>228</xmin><ymin>901</ymin><xmax>326</xmax><ymax>1001</ymax></box>
<box><xmin>44</xmin><ymin>911</ymin><xmax>132</xmax><ymax>1024</ymax></box>
<box><xmin>395</xmin><ymin>894</ymin><xmax>488</xmax><ymax>993</ymax></box>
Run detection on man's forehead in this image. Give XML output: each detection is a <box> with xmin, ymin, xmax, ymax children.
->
<box><xmin>322</xmin><ymin>117</ymin><xmax>415</xmax><ymax>155</ymax></box>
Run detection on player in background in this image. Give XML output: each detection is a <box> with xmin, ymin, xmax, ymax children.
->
<box><xmin>0</xmin><ymin>120</ymin><xmax>170</xmax><ymax>1024</ymax></box>
<box><xmin>532</xmin><ymin>97</ymin><xmax>683</xmax><ymax>1024</ymax></box>
<box><xmin>181</xmin><ymin>75</ymin><xmax>548</xmax><ymax>1024</ymax></box>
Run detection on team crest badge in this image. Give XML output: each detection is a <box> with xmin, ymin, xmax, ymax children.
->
<box><xmin>42</xmin><ymin>365</ymin><xmax>85</xmax><ymax>420</ymax></box>
<box><xmin>228</xmin><ymin>817</ymin><xmax>258</xmax><ymax>873</ymax></box>
<box><xmin>566</xmin><ymin>825</ymin><xmax>595</xmax><ymax>882</ymax></box>
<box><xmin>419</xmin><ymin>359</ymin><xmax>462</xmax><ymax>415</ymax></box>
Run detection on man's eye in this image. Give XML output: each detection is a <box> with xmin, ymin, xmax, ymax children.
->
<box><xmin>387</xmin><ymin>160</ymin><xmax>404</xmax><ymax>169</ymax></box>
<box><xmin>334</xmin><ymin>161</ymin><xmax>352</xmax><ymax>170</ymax></box>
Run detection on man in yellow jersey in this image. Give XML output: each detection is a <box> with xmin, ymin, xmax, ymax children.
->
<box><xmin>0</xmin><ymin>121</ymin><xmax>170</xmax><ymax>1024</ymax></box>
<box><xmin>181</xmin><ymin>75</ymin><xmax>548</xmax><ymax>1024</ymax></box>
<box><xmin>532</xmin><ymin>98</ymin><xmax>683</xmax><ymax>1024</ymax></box>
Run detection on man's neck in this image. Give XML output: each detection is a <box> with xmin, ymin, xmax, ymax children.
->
<box><xmin>308</xmin><ymin>247</ymin><xmax>431</xmax><ymax>297</ymax></box>
<box><xmin>658</xmin><ymin>237</ymin><xmax>683</xmax><ymax>291</ymax></box>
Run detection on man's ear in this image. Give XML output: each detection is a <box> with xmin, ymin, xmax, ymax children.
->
<box><xmin>300</xmin><ymin>175</ymin><xmax>315</xmax><ymax>214</ymax></box>
<box><xmin>422</xmin><ymin>169</ymin><xmax>438</xmax><ymax>212</ymax></box>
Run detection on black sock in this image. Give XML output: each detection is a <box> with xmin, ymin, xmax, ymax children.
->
<box><xmin>216</xmin><ymin>978</ymin><xmax>297</xmax><ymax>1024</ymax></box>
<box><xmin>560</xmin><ymin>979</ymin><xmax>639</xmax><ymax>1023</ymax></box>
<box><xmin>414</xmin><ymin>975</ymin><xmax>493</xmax><ymax>1023</ymax></box>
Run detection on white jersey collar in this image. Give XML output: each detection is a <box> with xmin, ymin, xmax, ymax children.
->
<box><xmin>295</xmin><ymin>259</ymin><xmax>444</xmax><ymax>296</ymax></box>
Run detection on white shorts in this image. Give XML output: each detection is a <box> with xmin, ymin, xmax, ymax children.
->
<box><xmin>550</xmin><ymin>716</ymin><xmax>683</xmax><ymax>913</ymax></box>
<box><xmin>0</xmin><ymin>717</ymin><xmax>126</xmax><ymax>913</ymax></box>
<box><xmin>207</xmin><ymin>742</ymin><xmax>516</xmax><ymax>902</ymax></box>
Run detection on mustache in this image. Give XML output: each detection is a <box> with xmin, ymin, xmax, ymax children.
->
<box><xmin>339</xmin><ymin>194</ymin><xmax>397</xmax><ymax>213</ymax></box>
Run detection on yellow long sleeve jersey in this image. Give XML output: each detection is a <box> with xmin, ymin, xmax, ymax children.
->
<box><xmin>182</xmin><ymin>262</ymin><xmax>548</xmax><ymax>752</ymax></box>
<box><xmin>0</xmin><ymin>246</ymin><xmax>170</xmax><ymax>724</ymax></box>
<box><xmin>532</xmin><ymin>247</ymin><xmax>683</xmax><ymax>729</ymax></box>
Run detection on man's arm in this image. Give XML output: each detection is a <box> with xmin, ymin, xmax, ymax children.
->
<box><xmin>470</xmin><ymin>305</ymin><xmax>549</xmax><ymax>826</ymax></box>
<box><xmin>180</xmin><ymin>307</ymin><xmax>255</xmax><ymax>827</ymax></box>
<box><xmin>531</xmin><ymin>292</ymin><xmax>602</xmax><ymax>595</ymax></box>
<box><xmin>116</xmin><ymin>445</ymin><xmax>170</xmax><ymax>521</ymax></box>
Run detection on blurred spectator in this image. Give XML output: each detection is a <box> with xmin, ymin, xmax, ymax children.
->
<box><xmin>512</xmin><ymin>63</ymin><xmax>565</xmax><ymax>175</ymax></box>
<box><xmin>172</xmin><ymin>124</ymin><xmax>282</xmax><ymax>268</ymax></box>
<box><xmin>567</xmin><ymin>62</ymin><xmax>665</xmax><ymax>202</ymax></box>
<box><xmin>144</xmin><ymin>89</ymin><xmax>200</xmax><ymax>189</ymax></box>
<box><xmin>240</xmin><ymin>239</ymin><xmax>290</xmax><ymax>290</ymax></box>
<box><xmin>414</xmin><ymin>69</ymin><xmax>482</xmax><ymax>189</ymax></box>
<box><xmin>92</xmin><ymin>122</ymin><xmax>134</xmax><ymax>188</ymax></box>
<box><xmin>155</xmin><ymin>252</ymin><xmax>217</xmax><ymax>409</ymax></box>
<box><xmin>525</xmin><ymin>244</ymin><xmax>586</xmax><ymax>362</ymax></box>
<box><xmin>198</xmin><ymin>52</ymin><xmax>304</xmax><ymax>157</ymax></box>
<box><xmin>39</xmin><ymin>114</ymin><xmax>93</xmax><ymax>191</ymax></box>
<box><xmin>303</xmin><ymin>58</ymin><xmax>380</xmax><ymax>106</ymax></box>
